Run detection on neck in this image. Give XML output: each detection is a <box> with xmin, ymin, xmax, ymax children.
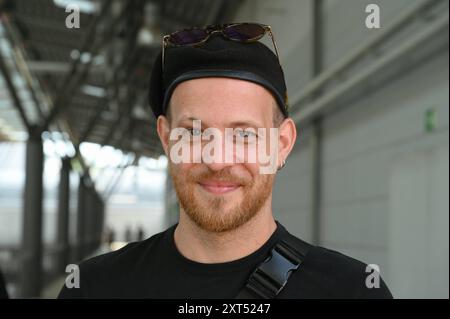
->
<box><xmin>174</xmin><ymin>204</ymin><xmax>277</xmax><ymax>264</ymax></box>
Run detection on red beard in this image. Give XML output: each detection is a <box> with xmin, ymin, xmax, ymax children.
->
<box><xmin>169</xmin><ymin>163</ymin><xmax>274</xmax><ymax>232</ymax></box>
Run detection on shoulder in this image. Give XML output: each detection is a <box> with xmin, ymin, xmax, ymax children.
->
<box><xmin>307</xmin><ymin>245</ymin><xmax>369</xmax><ymax>274</ymax></box>
<box><xmin>83</xmin><ymin>227</ymin><xmax>168</xmax><ymax>270</ymax></box>
<box><xmin>278</xmin><ymin>229</ymin><xmax>393</xmax><ymax>298</ymax></box>
<box><xmin>58</xmin><ymin>227</ymin><xmax>170</xmax><ymax>298</ymax></box>
<box><xmin>291</xmin><ymin>245</ymin><xmax>393</xmax><ymax>298</ymax></box>
<box><xmin>87</xmin><ymin>231</ymin><xmax>164</xmax><ymax>267</ymax></box>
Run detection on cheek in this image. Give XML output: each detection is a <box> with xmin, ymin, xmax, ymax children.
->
<box><xmin>170</xmin><ymin>162</ymin><xmax>195</xmax><ymax>177</ymax></box>
<box><xmin>240</xmin><ymin>163</ymin><xmax>260</xmax><ymax>179</ymax></box>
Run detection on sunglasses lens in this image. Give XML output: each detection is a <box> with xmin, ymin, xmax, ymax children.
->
<box><xmin>223</xmin><ymin>23</ymin><xmax>266</xmax><ymax>41</ymax></box>
<box><xmin>169</xmin><ymin>29</ymin><xmax>208</xmax><ymax>45</ymax></box>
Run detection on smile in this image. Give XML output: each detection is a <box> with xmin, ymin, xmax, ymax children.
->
<box><xmin>197</xmin><ymin>181</ymin><xmax>241</xmax><ymax>195</ymax></box>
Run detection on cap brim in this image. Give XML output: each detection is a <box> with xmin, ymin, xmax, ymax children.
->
<box><xmin>162</xmin><ymin>69</ymin><xmax>288</xmax><ymax>117</ymax></box>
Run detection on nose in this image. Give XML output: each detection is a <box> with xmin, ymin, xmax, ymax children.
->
<box><xmin>203</xmin><ymin>160</ymin><xmax>235</xmax><ymax>172</ymax></box>
<box><xmin>199</xmin><ymin>131</ymin><xmax>238</xmax><ymax>171</ymax></box>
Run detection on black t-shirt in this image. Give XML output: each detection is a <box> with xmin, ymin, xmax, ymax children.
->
<box><xmin>58</xmin><ymin>222</ymin><xmax>393</xmax><ymax>299</ymax></box>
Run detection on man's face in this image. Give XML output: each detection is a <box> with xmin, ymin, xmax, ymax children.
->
<box><xmin>159</xmin><ymin>78</ymin><xmax>283</xmax><ymax>233</ymax></box>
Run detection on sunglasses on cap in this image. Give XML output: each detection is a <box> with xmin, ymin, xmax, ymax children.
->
<box><xmin>161</xmin><ymin>22</ymin><xmax>281</xmax><ymax>72</ymax></box>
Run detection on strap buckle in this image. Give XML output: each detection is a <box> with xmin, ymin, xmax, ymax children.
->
<box><xmin>246</xmin><ymin>241</ymin><xmax>302</xmax><ymax>299</ymax></box>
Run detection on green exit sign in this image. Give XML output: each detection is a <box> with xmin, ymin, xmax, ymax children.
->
<box><xmin>425</xmin><ymin>108</ymin><xmax>437</xmax><ymax>133</ymax></box>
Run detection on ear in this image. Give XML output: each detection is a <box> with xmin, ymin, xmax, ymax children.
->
<box><xmin>156</xmin><ymin>115</ymin><xmax>170</xmax><ymax>156</ymax></box>
<box><xmin>277</xmin><ymin>118</ymin><xmax>297</xmax><ymax>167</ymax></box>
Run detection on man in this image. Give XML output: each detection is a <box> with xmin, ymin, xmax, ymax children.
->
<box><xmin>59</xmin><ymin>23</ymin><xmax>392</xmax><ymax>298</ymax></box>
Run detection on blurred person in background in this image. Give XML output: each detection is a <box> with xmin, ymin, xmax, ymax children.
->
<box><xmin>137</xmin><ymin>226</ymin><xmax>145</xmax><ymax>242</ymax></box>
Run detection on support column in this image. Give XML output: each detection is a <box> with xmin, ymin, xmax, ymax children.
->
<box><xmin>97</xmin><ymin>194</ymin><xmax>105</xmax><ymax>248</ymax></box>
<box><xmin>56</xmin><ymin>157</ymin><xmax>71</xmax><ymax>273</ymax></box>
<box><xmin>20</xmin><ymin>126</ymin><xmax>44</xmax><ymax>298</ymax></box>
<box><xmin>311</xmin><ymin>0</ymin><xmax>324</xmax><ymax>246</ymax></box>
<box><xmin>311</xmin><ymin>122</ymin><xmax>323</xmax><ymax>245</ymax></box>
<box><xmin>85</xmin><ymin>187</ymin><xmax>95</xmax><ymax>255</ymax></box>
<box><xmin>76</xmin><ymin>175</ymin><xmax>87</xmax><ymax>262</ymax></box>
<box><xmin>92</xmin><ymin>192</ymin><xmax>103</xmax><ymax>251</ymax></box>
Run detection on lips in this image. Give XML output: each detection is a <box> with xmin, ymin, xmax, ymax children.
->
<box><xmin>198</xmin><ymin>180</ymin><xmax>241</xmax><ymax>194</ymax></box>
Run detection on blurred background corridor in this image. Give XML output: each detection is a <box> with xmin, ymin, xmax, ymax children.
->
<box><xmin>0</xmin><ymin>0</ymin><xmax>448</xmax><ymax>299</ymax></box>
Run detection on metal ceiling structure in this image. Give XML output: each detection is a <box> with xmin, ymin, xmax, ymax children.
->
<box><xmin>0</xmin><ymin>0</ymin><xmax>243</xmax><ymax>159</ymax></box>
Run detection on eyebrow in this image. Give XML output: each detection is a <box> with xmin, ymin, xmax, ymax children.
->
<box><xmin>228</xmin><ymin>120</ymin><xmax>264</xmax><ymax>128</ymax></box>
<box><xmin>176</xmin><ymin>116</ymin><xmax>264</xmax><ymax>128</ymax></box>
<box><xmin>178</xmin><ymin>116</ymin><xmax>201</xmax><ymax>123</ymax></box>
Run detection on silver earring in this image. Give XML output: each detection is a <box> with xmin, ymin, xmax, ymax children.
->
<box><xmin>278</xmin><ymin>159</ymin><xmax>286</xmax><ymax>171</ymax></box>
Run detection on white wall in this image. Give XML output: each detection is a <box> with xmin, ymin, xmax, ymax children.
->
<box><xmin>322</xmin><ymin>0</ymin><xmax>425</xmax><ymax>68</ymax></box>
<box><xmin>233</xmin><ymin>0</ymin><xmax>313</xmax><ymax>98</ymax></box>
<box><xmin>273</xmin><ymin>128</ymin><xmax>314</xmax><ymax>242</ymax></box>
<box><xmin>388</xmin><ymin>144</ymin><xmax>449</xmax><ymax>298</ymax></box>
<box><xmin>319</xmin><ymin>50</ymin><xmax>448</xmax><ymax>298</ymax></box>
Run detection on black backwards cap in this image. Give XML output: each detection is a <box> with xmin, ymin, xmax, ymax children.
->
<box><xmin>148</xmin><ymin>34</ymin><xmax>289</xmax><ymax>119</ymax></box>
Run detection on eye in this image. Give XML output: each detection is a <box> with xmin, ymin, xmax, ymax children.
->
<box><xmin>187</xmin><ymin>128</ymin><xmax>202</xmax><ymax>136</ymax></box>
<box><xmin>235</xmin><ymin>129</ymin><xmax>257</xmax><ymax>138</ymax></box>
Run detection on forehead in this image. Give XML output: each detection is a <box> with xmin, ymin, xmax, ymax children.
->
<box><xmin>169</xmin><ymin>77</ymin><xmax>275</xmax><ymax>126</ymax></box>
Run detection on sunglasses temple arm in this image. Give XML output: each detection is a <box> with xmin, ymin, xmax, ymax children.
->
<box><xmin>267</xmin><ymin>28</ymin><xmax>281</xmax><ymax>66</ymax></box>
<box><xmin>162</xmin><ymin>36</ymin><xmax>167</xmax><ymax>72</ymax></box>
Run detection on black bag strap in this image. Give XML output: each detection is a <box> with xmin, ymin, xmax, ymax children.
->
<box><xmin>236</xmin><ymin>231</ymin><xmax>312</xmax><ymax>299</ymax></box>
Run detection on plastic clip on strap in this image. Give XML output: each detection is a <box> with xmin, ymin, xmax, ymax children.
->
<box><xmin>236</xmin><ymin>239</ymin><xmax>307</xmax><ymax>299</ymax></box>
